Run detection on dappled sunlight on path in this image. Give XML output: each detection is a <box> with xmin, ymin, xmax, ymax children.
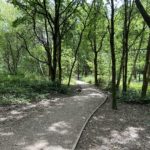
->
<box><xmin>76</xmin><ymin>99</ymin><xmax>150</xmax><ymax>150</ymax></box>
<box><xmin>0</xmin><ymin>81</ymin><xmax>106</xmax><ymax>150</ymax></box>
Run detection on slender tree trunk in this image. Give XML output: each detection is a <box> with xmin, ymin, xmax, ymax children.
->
<box><xmin>110</xmin><ymin>0</ymin><xmax>117</xmax><ymax>110</ymax></box>
<box><xmin>77</xmin><ymin>62</ymin><xmax>80</xmax><ymax>80</ymax></box>
<box><xmin>67</xmin><ymin>3</ymin><xmax>92</xmax><ymax>86</ymax></box>
<box><xmin>58</xmin><ymin>39</ymin><xmax>62</xmax><ymax>84</ymax></box>
<box><xmin>122</xmin><ymin>0</ymin><xmax>129</xmax><ymax>94</ymax></box>
<box><xmin>68</xmin><ymin>56</ymin><xmax>77</xmax><ymax>86</ymax></box>
<box><xmin>94</xmin><ymin>52</ymin><xmax>98</xmax><ymax>85</ymax></box>
<box><xmin>141</xmin><ymin>34</ymin><xmax>150</xmax><ymax>97</ymax></box>
<box><xmin>128</xmin><ymin>34</ymin><xmax>144</xmax><ymax>86</ymax></box>
<box><xmin>68</xmin><ymin>28</ymin><xmax>85</xmax><ymax>86</ymax></box>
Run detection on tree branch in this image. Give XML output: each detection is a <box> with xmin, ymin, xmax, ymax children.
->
<box><xmin>135</xmin><ymin>0</ymin><xmax>150</xmax><ymax>28</ymax></box>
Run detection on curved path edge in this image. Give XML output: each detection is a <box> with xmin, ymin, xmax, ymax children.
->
<box><xmin>72</xmin><ymin>94</ymin><xmax>109</xmax><ymax>150</ymax></box>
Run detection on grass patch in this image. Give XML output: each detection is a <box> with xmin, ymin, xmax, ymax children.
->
<box><xmin>0</xmin><ymin>74</ymin><xmax>69</xmax><ymax>105</ymax></box>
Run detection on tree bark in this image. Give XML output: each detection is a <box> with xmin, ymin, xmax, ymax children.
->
<box><xmin>141</xmin><ymin>34</ymin><xmax>150</xmax><ymax>97</ymax></box>
<box><xmin>110</xmin><ymin>0</ymin><xmax>117</xmax><ymax>110</ymax></box>
<box><xmin>122</xmin><ymin>0</ymin><xmax>130</xmax><ymax>94</ymax></box>
<box><xmin>58</xmin><ymin>38</ymin><xmax>62</xmax><ymax>84</ymax></box>
<box><xmin>94</xmin><ymin>51</ymin><xmax>98</xmax><ymax>85</ymax></box>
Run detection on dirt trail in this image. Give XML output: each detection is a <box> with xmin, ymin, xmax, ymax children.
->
<box><xmin>0</xmin><ymin>81</ymin><xmax>106</xmax><ymax>150</ymax></box>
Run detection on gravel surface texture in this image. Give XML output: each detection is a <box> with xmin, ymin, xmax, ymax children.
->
<box><xmin>76</xmin><ymin>99</ymin><xmax>150</xmax><ymax>150</ymax></box>
<box><xmin>0</xmin><ymin>81</ymin><xmax>106</xmax><ymax>150</ymax></box>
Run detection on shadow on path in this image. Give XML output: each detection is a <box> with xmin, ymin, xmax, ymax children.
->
<box><xmin>0</xmin><ymin>81</ymin><xmax>106</xmax><ymax>150</ymax></box>
<box><xmin>76</xmin><ymin>99</ymin><xmax>150</xmax><ymax>150</ymax></box>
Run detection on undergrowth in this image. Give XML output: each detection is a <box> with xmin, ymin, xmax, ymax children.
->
<box><xmin>117</xmin><ymin>82</ymin><xmax>150</xmax><ymax>104</ymax></box>
<box><xmin>0</xmin><ymin>74</ymin><xmax>69</xmax><ymax>105</ymax></box>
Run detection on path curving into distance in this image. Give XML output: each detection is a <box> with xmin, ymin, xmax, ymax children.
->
<box><xmin>0</xmin><ymin>81</ymin><xmax>107</xmax><ymax>150</ymax></box>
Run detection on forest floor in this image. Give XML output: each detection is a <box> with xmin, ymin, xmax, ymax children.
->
<box><xmin>76</xmin><ymin>98</ymin><xmax>150</xmax><ymax>150</ymax></box>
<box><xmin>0</xmin><ymin>81</ymin><xmax>107</xmax><ymax>150</ymax></box>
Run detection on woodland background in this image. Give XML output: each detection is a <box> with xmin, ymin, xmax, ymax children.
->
<box><xmin>0</xmin><ymin>0</ymin><xmax>150</xmax><ymax>109</ymax></box>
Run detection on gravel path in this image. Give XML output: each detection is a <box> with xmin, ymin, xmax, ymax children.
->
<box><xmin>76</xmin><ymin>98</ymin><xmax>150</xmax><ymax>150</ymax></box>
<box><xmin>0</xmin><ymin>81</ymin><xmax>106</xmax><ymax>150</ymax></box>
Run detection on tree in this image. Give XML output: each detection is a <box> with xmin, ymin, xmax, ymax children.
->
<box><xmin>0</xmin><ymin>0</ymin><xmax>23</xmax><ymax>74</ymax></box>
<box><xmin>141</xmin><ymin>34</ymin><xmax>150</xmax><ymax>97</ymax></box>
<box><xmin>128</xmin><ymin>23</ymin><xmax>146</xmax><ymax>86</ymax></box>
<box><xmin>67</xmin><ymin>2</ymin><xmax>93</xmax><ymax>86</ymax></box>
<box><xmin>11</xmin><ymin>0</ymin><xmax>81</xmax><ymax>83</ymax></box>
<box><xmin>88</xmin><ymin>0</ymin><xmax>107</xmax><ymax>86</ymax></box>
<box><xmin>109</xmin><ymin>0</ymin><xmax>117</xmax><ymax>109</ymax></box>
<box><xmin>121</xmin><ymin>0</ymin><xmax>134</xmax><ymax>93</ymax></box>
<box><xmin>135</xmin><ymin>0</ymin><xmax>150</xmax><ymax>97</ymax></box>
<box><xmin>2</xmin><ymin>32</ymin><xmax>23</xmax><ymax>75</ymax></box>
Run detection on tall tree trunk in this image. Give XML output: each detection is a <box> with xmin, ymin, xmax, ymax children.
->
<box><xmin>141</xmin><ymin>34</ymin><xmax>150</xmax><ymax>97</ymax></box>
<box><xmin>52</xmin><ymin>0</ymin><xmax>61</xmax><ymax>82</ymax></box>
<box><xmin>122</xmin><ymin>0</ymin><xmax>129</xmax><ymax>94</ymax></box>
<box><xmin>93</xmin><ymin>1</ymin><xmax>98</xmax><ymax>86</ymax></box>
<box><xmin>110</xmin><ymin>0</ymin><xmax>117</xmax><ymax>110</ymax></box>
